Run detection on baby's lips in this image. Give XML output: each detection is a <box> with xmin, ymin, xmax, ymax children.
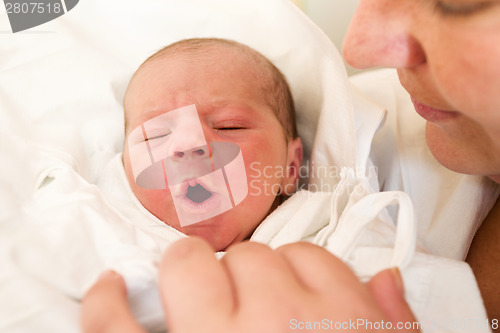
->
<box><xmin>173</xmin><ymin>177</ymin><xmax>212</xmax><ymax>197</ymax></box>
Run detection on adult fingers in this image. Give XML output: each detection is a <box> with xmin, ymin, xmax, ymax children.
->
<box><xmin>275</xmin><ymin>242</ymin><xmax>387</xmax><ymax>319</ymax></box>
<box><xmin>81</xmin><ymin>271</ymin><xmax>146</xmax><ymax>333</ymax></box>
<box><xmin>223</xmin><ymin>241</ymin><xmax>392</xmax><ymax>329</ymax></box>
<box><xmin>276</xmin><ymin>242</ymin><xmax>369</xmax><ymax>295</ymax></box>
<box><xmin>160</xmin><ymin>238</ymin><xmax>418</xmax><ymax>333</ymax></box>
<box><xmin>159</xmin><ymin>237</ymin><xmax>235</xmax><ymax>332</ymax></box>
<box><xmin>220</xmin><ymin>241</ymin><xmax>308</xmax><ymax>320</ymax></box>
<box><xmin>367</xmin><ymin>268</ymin><xmax>420</xmax><ymax>332</ymax></box>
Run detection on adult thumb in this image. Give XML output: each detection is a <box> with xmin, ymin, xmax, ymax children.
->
<box><xmin>367</xmin><ymin>268</ymin><xmax>420</xmax><ymax>332</ymax></box>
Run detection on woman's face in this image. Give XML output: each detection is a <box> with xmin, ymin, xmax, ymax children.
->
<box><xmin>343</xmin><ymin>0</ymin><xmax>500</xmax><ymax>183</ymax></box>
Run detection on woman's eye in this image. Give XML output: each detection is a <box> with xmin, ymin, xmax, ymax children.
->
<box><xmin>433</xmin><ymin>1</ymin><xmax>493</xmax><ymax>16</ymax></box>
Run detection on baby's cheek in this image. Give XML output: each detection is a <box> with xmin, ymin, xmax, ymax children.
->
<box><xmin>136</xmin><ymin>188</ymin><xmax>176</xmax><ymax>221</ymax></box>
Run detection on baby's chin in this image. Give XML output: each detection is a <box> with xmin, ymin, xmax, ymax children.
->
<box><xmin>176</xmin><ymin>218</ymin><xmax>245</xmax><ymax>252</ymax></box>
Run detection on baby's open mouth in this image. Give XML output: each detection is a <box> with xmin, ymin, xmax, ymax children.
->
<box><xmin>185</xmin><ymin>184</ymin><xmax>213</xmax><ymax>203</ymax></box>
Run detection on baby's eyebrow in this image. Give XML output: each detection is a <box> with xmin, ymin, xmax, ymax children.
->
<box><xmin>142</xmin><ymin>108</ymin><xmax>171</xmax><ymax>121</ymax></box>
<box><xmin>130</xmin><ymin>109</ymin><xmax>172</xmax><ymax>130</ymax></box>
<box><xmin>131</xmin><ymin>103</ymin><xmax>264</xmax><ymax>133</ymax></box>
<box><xmin>204</xmin><ymin>104</ymin><xmax>258</xmax><ymax>117</ymax></box>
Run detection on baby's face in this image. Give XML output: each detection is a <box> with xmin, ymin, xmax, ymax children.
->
<box><xmin>123</xmin><ymin>49</ymin><xmax>300</xmax><ymax>251</ymax></box>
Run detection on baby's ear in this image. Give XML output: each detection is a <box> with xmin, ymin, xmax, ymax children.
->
<box><xmin>282</xmin><ymin>137</ymin><xmax>303</xmax><ymax>196</ymax></box>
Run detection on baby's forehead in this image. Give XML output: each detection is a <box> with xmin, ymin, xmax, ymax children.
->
<box><xmin>142</xmin><ymin>44</ymin><xmax>269</xmax><ymax>78</ymax></box>
<box><xmin>124</xmin><ymin>43</ymin><xmax>278</xmax><ymax>131</ymax></box>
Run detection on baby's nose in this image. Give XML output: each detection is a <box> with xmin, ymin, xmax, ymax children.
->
<box><xmin>166</xmin><ymin>124</ymin><xmax>207</xmax><ymax>157</ymax></box>
<box><xmin>173</xmin><ymin>146</ymin><xmax>209</xmax><ymax>160</ymax></box>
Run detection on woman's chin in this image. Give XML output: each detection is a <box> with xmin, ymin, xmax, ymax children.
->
<box><xmin>425</xmin><ymin>122</ymin><xmax>499</xmax><ymax>178</ymax></box>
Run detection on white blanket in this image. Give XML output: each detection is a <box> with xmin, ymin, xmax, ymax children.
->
<box><xmin>1</xmin><ymin>149</ymin><xmax>489</xmax><ymax>333</ymax></box>
<box><xmin>0</xmin><ymin>0</ymin><xmax>496</xmax><ymax>332</ymax></box>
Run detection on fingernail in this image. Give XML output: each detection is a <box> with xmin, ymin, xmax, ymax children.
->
<box><xmin>391</xmin><ymin>267</ymin><xmax>405</xmax><ymax>297</ymax></box>
<box><xmin>98</xmin><ymin>270</ymin><xmax>119</xmax><ymax>280</ymax></box>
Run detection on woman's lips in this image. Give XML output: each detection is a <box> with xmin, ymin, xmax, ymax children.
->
<box><xmin>411</xmin><ymin>97</ymin><xmax>459</xmax><ymax>122</ymax></box>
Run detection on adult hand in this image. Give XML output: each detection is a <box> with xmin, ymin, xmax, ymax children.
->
<box><xmin>81</xmin><ymin>270</ymin><xmax>146</xmax><ymax>333</ymax></box>
<box><xmin>81</xmin><ymin>237</ymin><xmax>419</xmax><ymax>332</ymax></box>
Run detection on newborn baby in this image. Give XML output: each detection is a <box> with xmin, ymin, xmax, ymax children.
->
<box><xmin>121</xmin><ymin>38</ymin><xmax>303</xmax><ymax>251</ymax></box>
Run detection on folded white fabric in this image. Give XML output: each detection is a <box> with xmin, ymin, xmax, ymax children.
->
<box><xmin>253</xmin><ymin>178</ymin><xmax>490</xmax><ymax>333</ymax></box>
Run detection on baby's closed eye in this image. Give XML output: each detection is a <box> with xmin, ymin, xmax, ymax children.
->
<box><xmin>144</xmin><ymin>130</ymin><xmax>172</xmax><ymax>141</ymax></box>
<box><xmin>212</xmin><ymin>119</ymin><xmax>250</xmax><ymax>132</ymax></box>
<box><xmin>214</xmin><ymin>126</ymin><xmax>246</xmax><ymax>131</ymax></box>
<box><xmin>145</xmin><ymin>133</ymin><xmax>170</xmax><ymax>141</ymax></box>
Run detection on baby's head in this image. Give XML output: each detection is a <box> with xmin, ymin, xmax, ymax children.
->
<box><xmin>123</xmin><ymin>38</ymin><xmax>302</xmax><ymax>251</ymax></box>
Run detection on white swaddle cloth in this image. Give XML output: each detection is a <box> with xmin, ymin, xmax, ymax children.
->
<box><xmin>0</xmin><ymin>0</ymin><xmax>492</xmax><ymax>332</ymax></box>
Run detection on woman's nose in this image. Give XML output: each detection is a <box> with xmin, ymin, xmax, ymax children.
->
<box><xmin>343</xmin><ymin>0</ymin><xmax>426</xmax><ymax>69</ymax></box>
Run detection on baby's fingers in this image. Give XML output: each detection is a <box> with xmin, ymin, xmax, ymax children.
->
<box><xmin>81</xmin><ymin>271</ymin><xmax>146</xmax><ymax>333</ymax></box>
